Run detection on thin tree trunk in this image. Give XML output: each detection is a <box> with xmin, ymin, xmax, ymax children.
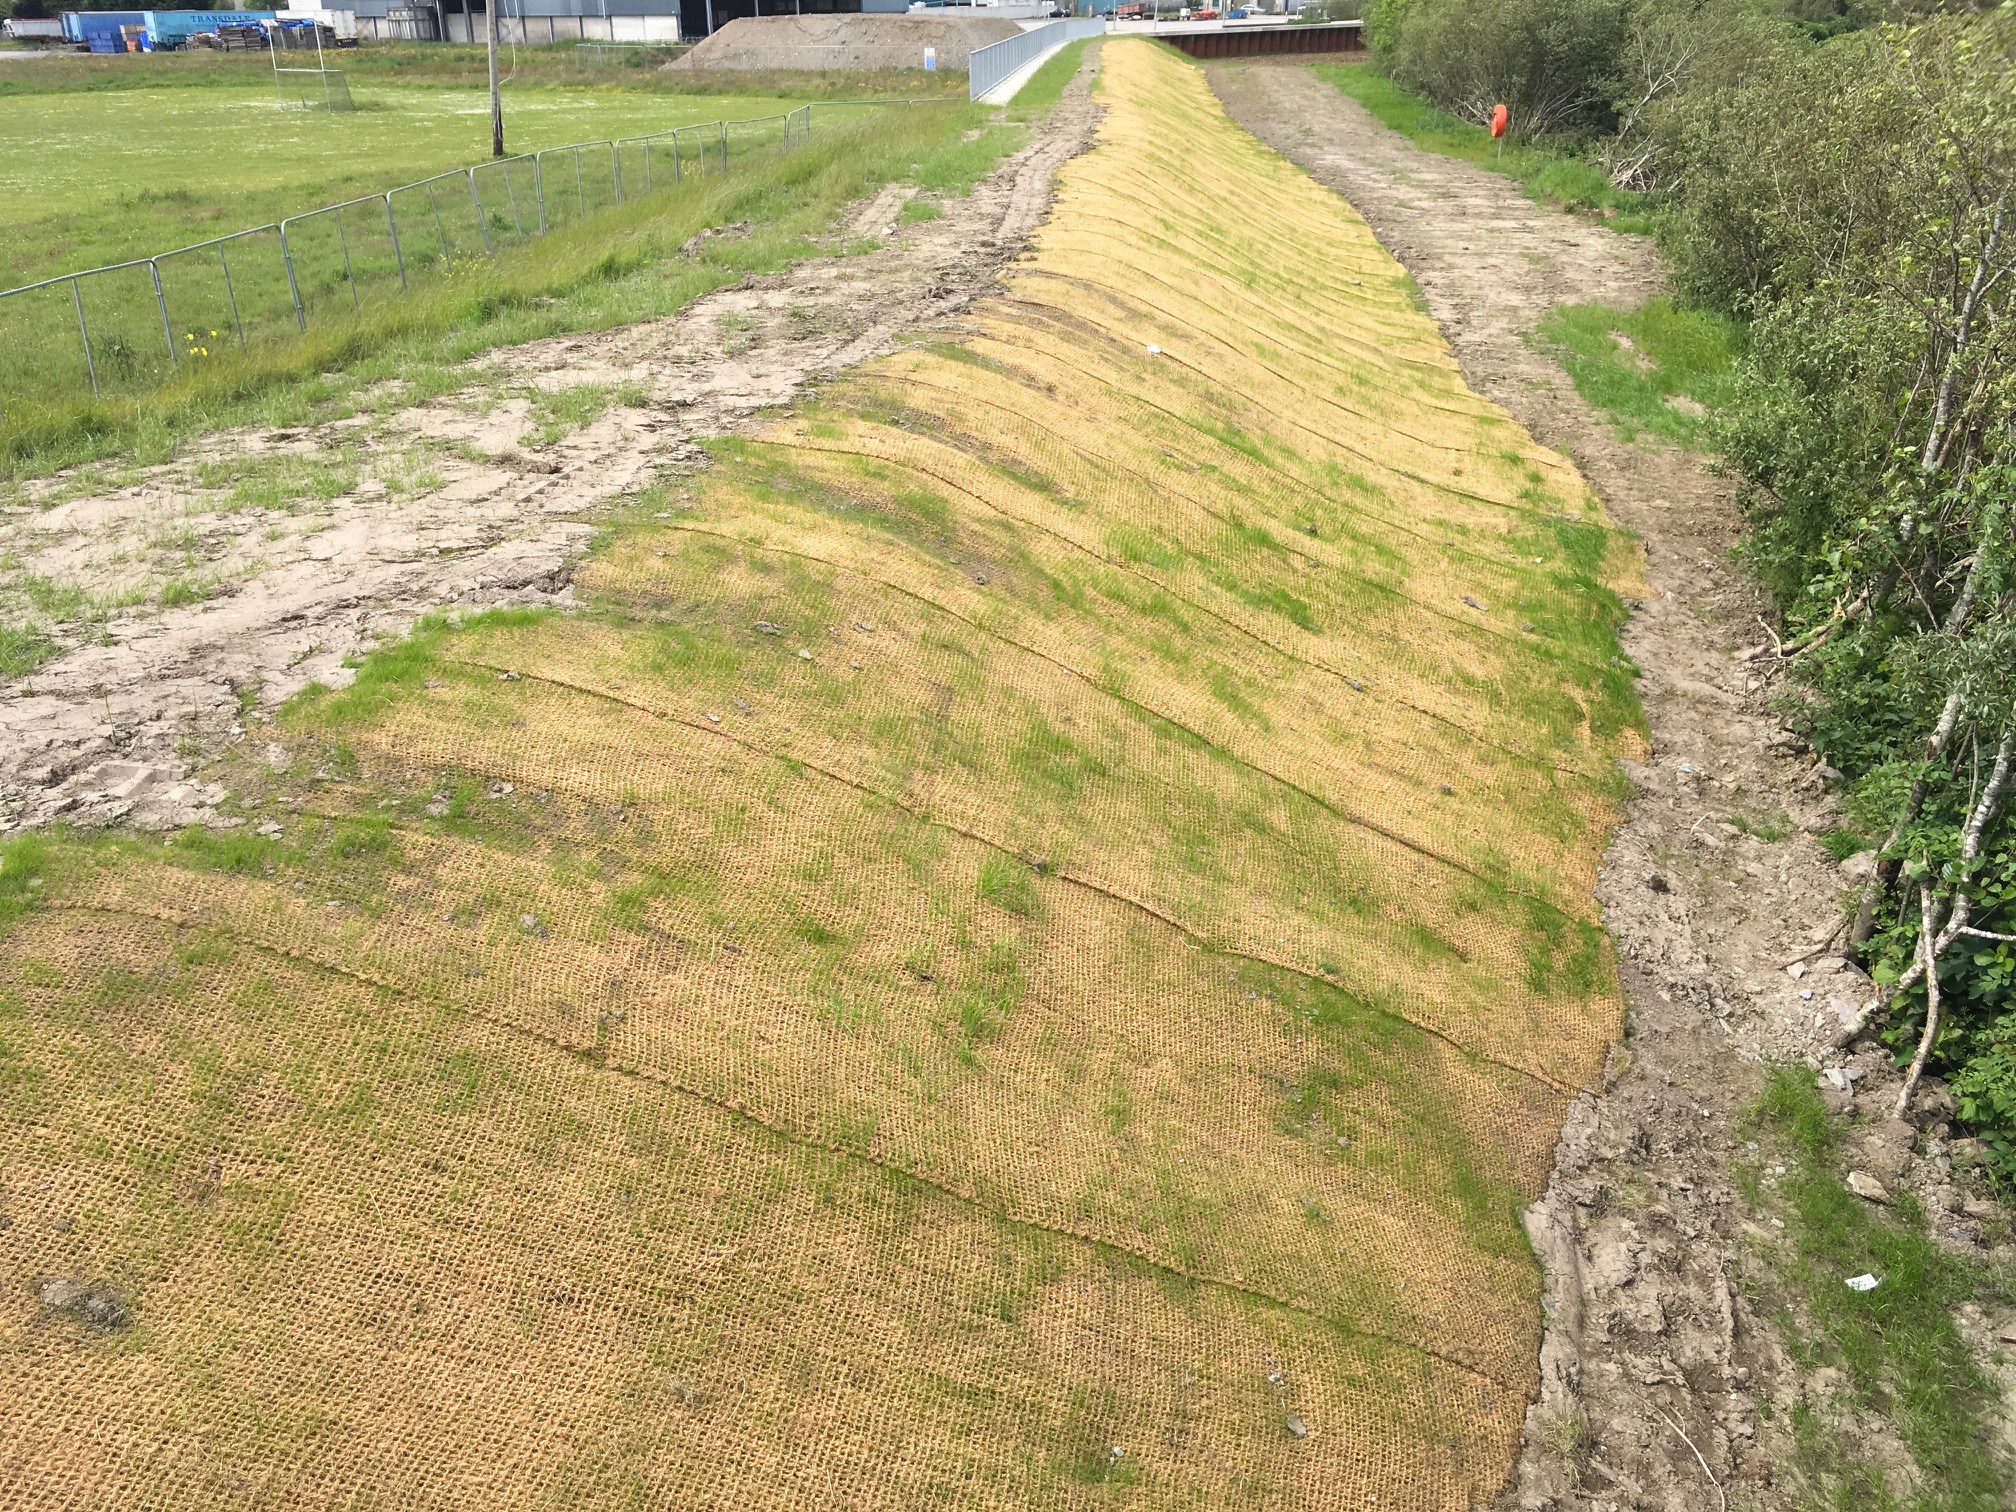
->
<box><xmin>1848</xmin><ymin>547</ymin><xmax>1990</xmax><ymax>953</ymax></box>
<box><xmin>1921</xmin><ymin>201</ymin><xmax>2004</xmax><ymax>473</ymax></box>
<box><xmin>1897</xmin><ymin>883</ymin><xmax>1944</xmax><ymax>1118</ymax></box>
<box><xmin>1889</xmin><ymin>726</ymin><xmax>2014</xmax><ymax>1117</ymax></box>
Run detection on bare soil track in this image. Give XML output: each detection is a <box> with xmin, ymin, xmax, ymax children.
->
<box><xmin>0</xmin><ymin>66</ymin><xmax>1099</xmax><ymax>834</ymax></box>
<box><xmin>1211</xmin><ymin>57</ymin><xmax>2015</xmax><ymax>1511</ymax></box>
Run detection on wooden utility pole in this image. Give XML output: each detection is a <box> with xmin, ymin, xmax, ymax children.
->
<box><xmin>487</xmin><ymin>0</ymin><xmax>504</xmax><ymax>157</ymax></box>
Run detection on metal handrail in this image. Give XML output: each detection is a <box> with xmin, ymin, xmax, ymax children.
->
<box><xmin>968</xmin><ymin>17</ymin><xmax>1105</xmax><ymax>102</ymax></box>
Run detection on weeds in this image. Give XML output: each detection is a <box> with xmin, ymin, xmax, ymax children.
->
<box><xmin>1741</xmin><ymin>1067</ymin><xmax>2012</xmax><ymax>1510</ymax></box>
<box><xmin>0</xmin><ymin>624</ymin><xmax>56</xmax><ymax>677</ymax></box>
<box><xmin>1536</xmin><ymin>299</ymin><xmax>1745</xmax><ymax>448</ymax></box>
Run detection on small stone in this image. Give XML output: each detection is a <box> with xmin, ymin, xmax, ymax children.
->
<box><xmin>255</xmin><ymin>820</ymin><xmax>283</xmax><ymax>839</ymax></box>
<box><xmin>733</xmin><ymin>700</ymin><xmax>752</xmax><ymax>714</ymax></box>
<box><xmin>754</xmin><ymin>621</ymin><xmax>784</xmax><ymax>635</ymax></box>
<box><xmin>1462</xmin><ymin>595</ymin><xmax>1487</xmax><ymax>612</ymax></box>
<box><xmin>497</xmin><ymin>670</ymin><xmax>521</xmax><ymax>682</ymax></box>
<box><xmin>972</xmin><ymin>572</ymin><xmax>989</xmax><ymax>585</ymax></box>
<box><xmin>1839</xmin><ymin>849</ymin><xmax>1878</xmax><ymax>883</ymax></box>
<box><xmin>1645</xmin><ymin>874</ymin><xmax>1670</xmax><ymax>893</ymax></box>
<box><xmin>797</xmin><ymin>649</ymin><xmax>813</xmax><ymax>661</ymax></box>
<box><xmin>1342</xmin><ymin>677</ymin><xmax>1365</xmax><ymax>692</ymax></box>
<box><xmin>1786</xmin><ymin>962</ymin><xmax>1808</xmax><ymax>980</ymax></box>
<box><xmin>1145</xmin><ymin>344</ymin><xmax>1161</xmax><ymax>356</ymax></box>
<box><xmin>39</xmin><ymin>1277</ymin><xmax>130</xmax><ymax>1330</ymax></box>
<box><xmin>704</xmin><ymin>712</ymin><xmax>721</xmax><ymax>724</ymax></box>
<box><xmin>518</xmin><ymin>914</ymin><xmax>548</xmax><ymax>938</ymax></box>
<box><xmin>1437</xmin><ymin>784</ymin><xmax>1454</xmax><ymax>796</ymax></box>
<box><xmin>1285</xmin><ymin>1414</ymin><xmax>1308</xmax><ymax>1439</ymax></box>
<box><xmin>1845</xmin><ymin>1171</ymin><xmax>1890</xmax><ymax>1204</ymax></box>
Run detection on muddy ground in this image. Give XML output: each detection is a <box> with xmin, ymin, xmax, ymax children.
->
<box><xmin>1210</xmin><ymin>57</ymin><xmax>2015</xmax><ymax>1510</ymax></box>
<box><xmin>0</xmin><ymin>60</ymin><xmax>1100</xmax><ymax>834</ymax></box>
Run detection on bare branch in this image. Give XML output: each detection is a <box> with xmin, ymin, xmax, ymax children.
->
<box><xmin>1922</xmin><ymin>199</ymin><xmax>2007</xmax><ymax>475</ymax></box>
<box><xmin>1897</xmin><ymin>883</ymin><xmax>1944</xmax><ymax>1118</ymax></box>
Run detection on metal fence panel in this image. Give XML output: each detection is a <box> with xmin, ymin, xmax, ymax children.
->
<box><xmin>0</xmin><ymin>98</ymin><xmax>958</xmax><ymax>416</ymax></box>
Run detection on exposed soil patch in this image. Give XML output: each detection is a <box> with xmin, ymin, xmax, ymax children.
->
<box><xmin>666</xmin><ymin>14</ymin><xmax>1020</xmax><ymax>73</ymax></box>
<box><xmin>0</xmin><ymin>57</ymin><xmax>1100</xmax><ymax>834</ymax></box>
<box><xmin>1211</xmin><ymin>57</ymin><xmax>2014</xmax><ymax>1510</ymax></box>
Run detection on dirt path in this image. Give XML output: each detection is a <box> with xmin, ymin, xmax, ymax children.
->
<box><xmin>0</xmin><ymin>61</ymin><xmax>1100</xmax><ymax>833</ymax></box>
<box><xmin>1211</xmin><ymin>58</ymin><xmax>2009</xmax><ymax>1510</ymax></box>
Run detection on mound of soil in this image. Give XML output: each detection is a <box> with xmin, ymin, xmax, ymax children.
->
<box><xmin>666</xmin><ymin>13</ymin><xmax>1022</xmax><ymax>71</ymax></box>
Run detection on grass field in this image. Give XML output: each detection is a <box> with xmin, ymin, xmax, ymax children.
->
<box><xmin>0</xmin><ymin>40</ymin><xmax>1642</xmax><ymax>1507</ymax></box>
<box><xmin>0</xmin><ymin>56</ymin><xmax>868</xmax><ymax>290</ymax></box>
<box><xmin>0</xmin><ymin>70</ymin><xmax>1020</xmax><ymax>476</ymax></box>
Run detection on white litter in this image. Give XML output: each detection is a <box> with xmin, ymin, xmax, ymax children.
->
<box><xmin>1845</xmin><ymin>1273</ymin><xmax>1880</xmax><ymax>1292</ymax></box>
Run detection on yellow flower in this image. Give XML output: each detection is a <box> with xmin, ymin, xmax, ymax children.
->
<box><xmin>209</xmin><ymin>330</ymin><xmax>217</xmax><ymax>337</ymax></box>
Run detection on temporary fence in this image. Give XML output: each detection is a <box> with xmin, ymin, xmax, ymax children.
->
<box><xmin>572</xmin><ymin>40</ymin><xmax>685</xmax><ymax>66</ymax></box>
<box><xmin>0</xmin><ymin>100</ymin><xmax>924</xmax><ymax>414</ymax></box>
<box><xmin>967</xmin><ymin>15</ymin><xmax>1106</xmax><ymax>102</ymax></box>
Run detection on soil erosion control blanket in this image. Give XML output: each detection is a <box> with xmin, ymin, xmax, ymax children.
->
<box><xmin>0</xmin><ymin>40</ymin><xmax>1643</xmax><ymax>1510</ymax></box>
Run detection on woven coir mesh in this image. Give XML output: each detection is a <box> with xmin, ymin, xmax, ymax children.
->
<box><xmin>0</xmin><ymin>909</ymin><xmax>1517</xmax><ymax>1510</ymax></box>
<box><xmin>4</xmin><ymin>39</ymin><xmax>1637</xmax><ymax>1510</ymax></box>
<box><xmin>718</xmin><ymin>403</ymin><xmax>1616</xmax><ymax>780</ymax></box>
<box><xmin>361</xmin><ymin>622</ymin><xmax>1613</xmax><ymax>1095</ymax></box>
<box><xmin>853</xmin><ymin>336</ymin><xmax>1563</xmax><ymax>620</ymax></box>
<box><xmin>581</xmin><ymin>505</ymin><xmax>1612</xmax><ymax>916</ymax></box>
<box><xmin>579</xmin><ymin>422</ymin><xmax>1618</xmax><ymax>908</ymax></box>
<box><xmin>67</xmin><ymin>688</ymin><xmax>1561</xmax><ymax>1387</ymax></box>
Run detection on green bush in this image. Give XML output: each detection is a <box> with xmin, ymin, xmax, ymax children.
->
<box><xmin>1666</xmin><ymin>13</ymin><xmax>2016</xmax><ymax>1165</ymax></box>
<box><xmin>1383</xmin><ymin>0</ymin><xmax>1631</xmax><ymax>136</ymax></box>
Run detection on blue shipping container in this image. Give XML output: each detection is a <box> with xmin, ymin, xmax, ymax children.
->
<box><xmin>60</xmin><ymin>11</ymin><xmax>145</xmax><ymax>43</ymax></box>
<box><xmin>142</xmin><ymin>10</ymin><xmax>277</xmax><ymax>46</ymax></box>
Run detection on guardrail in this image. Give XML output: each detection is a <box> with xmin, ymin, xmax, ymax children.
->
<box><xmin>968</xmin><ymin>17</ymin><xmax>1106</xmax><ymax>102</ymax></box>
<box><xmin>0</xmin><ymin>100</ymin><xmax>935</xmax><ymax>413</ymax></box>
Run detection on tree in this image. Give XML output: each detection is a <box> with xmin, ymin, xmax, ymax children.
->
<box><xmin>1669</xmin><ymin>11</ymin><xmax>2016</xmax><ymax>1133</ymax></box>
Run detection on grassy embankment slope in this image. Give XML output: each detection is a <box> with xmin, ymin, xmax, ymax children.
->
<box><xmin>0</xmin><ymin>39</ymin><xmax>1641</xmax><ymax>1507</ymax></box>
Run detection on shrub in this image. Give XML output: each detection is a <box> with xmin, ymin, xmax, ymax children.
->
<box><xmin>1383</xmin><ymin>0</ymin><xmax>1632</xmax><ymax>136</ymax></box>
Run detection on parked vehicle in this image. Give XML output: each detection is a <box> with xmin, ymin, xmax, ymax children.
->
<box><xmin>1</xmin><ymin>16</ymin><xmax>65</xmax><ymax>42</ymax></box>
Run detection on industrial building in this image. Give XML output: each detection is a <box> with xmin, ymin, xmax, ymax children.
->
<box><xmin>346</xmin><ymin>0</ymin><xmax>919</xmax><ymax>45</ymax></box>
